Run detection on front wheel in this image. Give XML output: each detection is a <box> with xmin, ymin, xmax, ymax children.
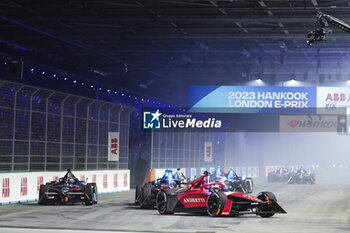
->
<box><xmin>257</xmin><ymin>191</ymin><xmax>276</xmax><ymax>217</ymax></box>
<box><xmin>206</xmin><ymin>192</ymin><xmax>226</xmax><ymax>217</ymax></box>
<box><xmin>156</xmin><ymin>191</ymin><xmax>173</xmax><ymax>214</ymax></box>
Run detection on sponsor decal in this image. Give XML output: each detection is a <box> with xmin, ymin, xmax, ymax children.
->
<box><xmin>20</xmin><ymin>177</ymin><xmax>27</xmax><ymax>196</ymax></box>
<box><xmin>113</xmin><ymin>174</ymin><xmax>118</xmax><ymax>188</ymax></box>
<box><xmin>241</xmin><ymin>194</ymin><xmax>261</xmax><ymax>202</ymax></box>
<box><xmin>183</xmin><ymin>198</ymin><xmax>206</xmax><ymax>203</ymax></box>
<box><xmin>280</xmin><ymin>115</ymin><xmax>344</xmax><ymax>132</ymax></box>
<box><xmin>108</xmin><ymin>132</ymin><xmax>119</xmax><ymax>161</ymax></box>
<box><xmin>37</xmin><ymin>176</ymin><xmax>43</xmax><ymax>194</ymax></box>
<box><xmin>316</xmin><ymin>87</ymin><xmax>350</xmax><ymax>115</ymax></box>
<box><xmin>123</xmin><ymin>173</ymin><xmax>128</xmax><ymax>187</ymax></box>
<box><xmin>204</xmin><ymin>142</ymin><xmax>212</xmax><ymax>162</ymax></box>
<box><xmin>103</xmin><ymin>174</ymin><xmax>108</xmax><ymax>189</ymax></box>
<box><xmin>2</xmin><ymin>178</ymin><xmax>10</xmax><ymax>198</ymax></box>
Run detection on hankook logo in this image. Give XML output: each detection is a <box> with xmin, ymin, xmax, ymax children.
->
<box><xmin>183</xmin><ymin>198</ymin><xmax>206</xmax><ymax>203</ymax></box>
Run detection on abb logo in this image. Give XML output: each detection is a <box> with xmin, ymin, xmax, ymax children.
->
<box><xmin>2</xmin><ymin>178</ymin><xmax>10</xmax><ymax>198</ymax></box>
<box><xmin>20</xmin><ymin>177</ymin><xmax>27</xmax><ymax>196</ymax></box>
<box><xmin>113</xmin><ymin>174</ymin><xmax>118</xmax><ymax>188</ymax></box>
<box><xmin>206</xmin><ymin>146</ymin><xmax>211</xmax><ymax>158</ymax></box>
<box><xmin>37</xmin><ymin>176</ymin><xmax>43</xmax><ymax>194</ymax></box>
<box><xmin>110</xmin><ymin>138</ymin><xmax>118</xmax><ymax>156</ymax></box>
<box><xmin>325</xmin><ymin>93</ymin><xmax>346</xmax><ymax>102</ymax></box>
<box><xmin>53</xmin><ymin>176</ymin><xmax>58</xmax><ymax>182</ymax></box>
<box><xmin>103</xmin><ymin>174</ymin><xmax>108</xmax><ymax>189</ymax></box>
<box><xmin>80</xmin><ymin>175</ymin><xmax>85</xmax><ymax>182</ymax></box>
<box><xmin>123</xmin><ymin>173</ymin><xmax>128</xmax><ymax>187</ymax></box>
<box><xmin>92</xmin><ymin>174</ymin><xmax>96</xmax><ymax>183</ymax></box>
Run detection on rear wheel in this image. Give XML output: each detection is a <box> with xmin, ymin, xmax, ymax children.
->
<box><xmin>156</xmin><ymin>190</ymin><xmax>173</xmax><ymax>214</ymax></box>
<box><xmin>206</xmin><ymin>192</ymin><xmax>226</xmax><ymax>217</ymax></box>
<box><xmin>92</xmin><ymin>184</ymin><xmax>98</xmax><ymax>204</ymax></box>
<box><xmin>84</xmin><ymin>183</ymin><xmax>94</xmax><ymax>205</ymax></box>
<box><xmin>140</xmin><ymin>183</ymin><xmax>153</xmax><ymax>209</ymax></box>
<box><xmin>38</xmin><ymin>185</ymin><xmax>49</xmax><ymax>205</ymax></box>
<box><xmin>135</xmin><ymin>185</ymin><xmax>141</xmax><ymax>204</ymax></box>
<box><xmin>257</xmin><ymin>191</ymin><xmax>276</xmax><ymax>217</ymax></box>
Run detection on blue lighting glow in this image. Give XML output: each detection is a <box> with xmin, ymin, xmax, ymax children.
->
<box><xmin>26</xmin><ymin>66</ymin><xmax>172</xmax><ymax>109</ymax></box>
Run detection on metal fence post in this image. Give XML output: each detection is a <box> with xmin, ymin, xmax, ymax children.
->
<box><xmin>59</xmin><ymin>95</ymin><xmax>69</xmax><ymax>171</ymax></box>
<box><xmin>44</xmin><ymin>92</ymin><xmax>54</xmax><ymax>171</ymax></box>
<box><xmin>11</xmin><ymin>85</ymin><xmax>22</xmax><ymax>172</ymax></box>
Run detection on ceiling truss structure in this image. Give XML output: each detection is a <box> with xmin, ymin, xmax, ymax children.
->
<box><xmin>1</xmin><ymin>0</ymin><xmax>350</xmax><ymax>104</ymax></box>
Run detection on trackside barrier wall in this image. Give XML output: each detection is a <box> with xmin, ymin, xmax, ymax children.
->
<box><xmin>0</xmin><ymin>169</ymin><xmax>130</xmax><ymax>204</ymax></box>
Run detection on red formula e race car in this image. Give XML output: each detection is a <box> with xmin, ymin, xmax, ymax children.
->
<box><xmin>156</xmin><ymin>172</ymin><xmax>286</xmax><ymax>217</ymax></box>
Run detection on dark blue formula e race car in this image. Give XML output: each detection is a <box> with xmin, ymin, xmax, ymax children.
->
<box><xmin>135</xmin><ymin>169</ymin><xmax>185</xmax><ymax>208</ymax></box>
<box><xmin>38</xmin><ymin>169</ymin><xmax>98</xmax><ymax>205</ymax></box>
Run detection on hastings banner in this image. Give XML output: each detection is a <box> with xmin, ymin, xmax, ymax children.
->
<box><xmin>108</xmin><ymin>132</ymin><xmax>119</xmax><ymax>161</ymax></box>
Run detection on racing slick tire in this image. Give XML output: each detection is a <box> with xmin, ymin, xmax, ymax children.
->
<box><xmin>84</xmin><ymin>183</ymin><xmax>94</xmax><ymax>206</ymax></box>
<box><xmin>135</xmin><ymin>185</ymin><xmax>141</xmax><ymax>204</ymax></box>
<box><xmin>206</xmin><ymin>191</ymin><xmax>227</xmax><ymax>217</ymax></box>
<box><xmin>91</xmin><ymin>183</ymin><xmax>98</xmax><ymax>204</ymax></box>
<box><xmin>38</xmin><ymin>185</ymin><xmax>50</xmax><ymax>205</ymax></box>
<box><xmin>257</xmin><ymin>191</ymin><xmax>277</xmax><ymax>217</ymax></box>
<box><xmin>156</xmin><ymin>190</ymin><xmax>173</xmax><ymax>214</ymax></box>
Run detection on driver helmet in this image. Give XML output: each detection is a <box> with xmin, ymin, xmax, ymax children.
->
<box><xmin>203</xmin><ymin>171</ymin><xmax>211</xmax><ymax>184</ymax></box>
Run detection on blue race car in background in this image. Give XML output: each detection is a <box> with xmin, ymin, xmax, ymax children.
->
<box><xmin>135</xmin><ymin>169</ymin><xmax>185</xmax><ymax>208</ymax></box>
<box><xmin>38</xmin><ymin>169</ymin><xmax>98</xmax><ymax>205</ymax></box>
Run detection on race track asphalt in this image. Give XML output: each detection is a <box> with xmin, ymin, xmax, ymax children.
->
<box><xmin>0</xmin><ymin>178</ymin><xmax>349</xmax><ymax>233</ymax></box>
